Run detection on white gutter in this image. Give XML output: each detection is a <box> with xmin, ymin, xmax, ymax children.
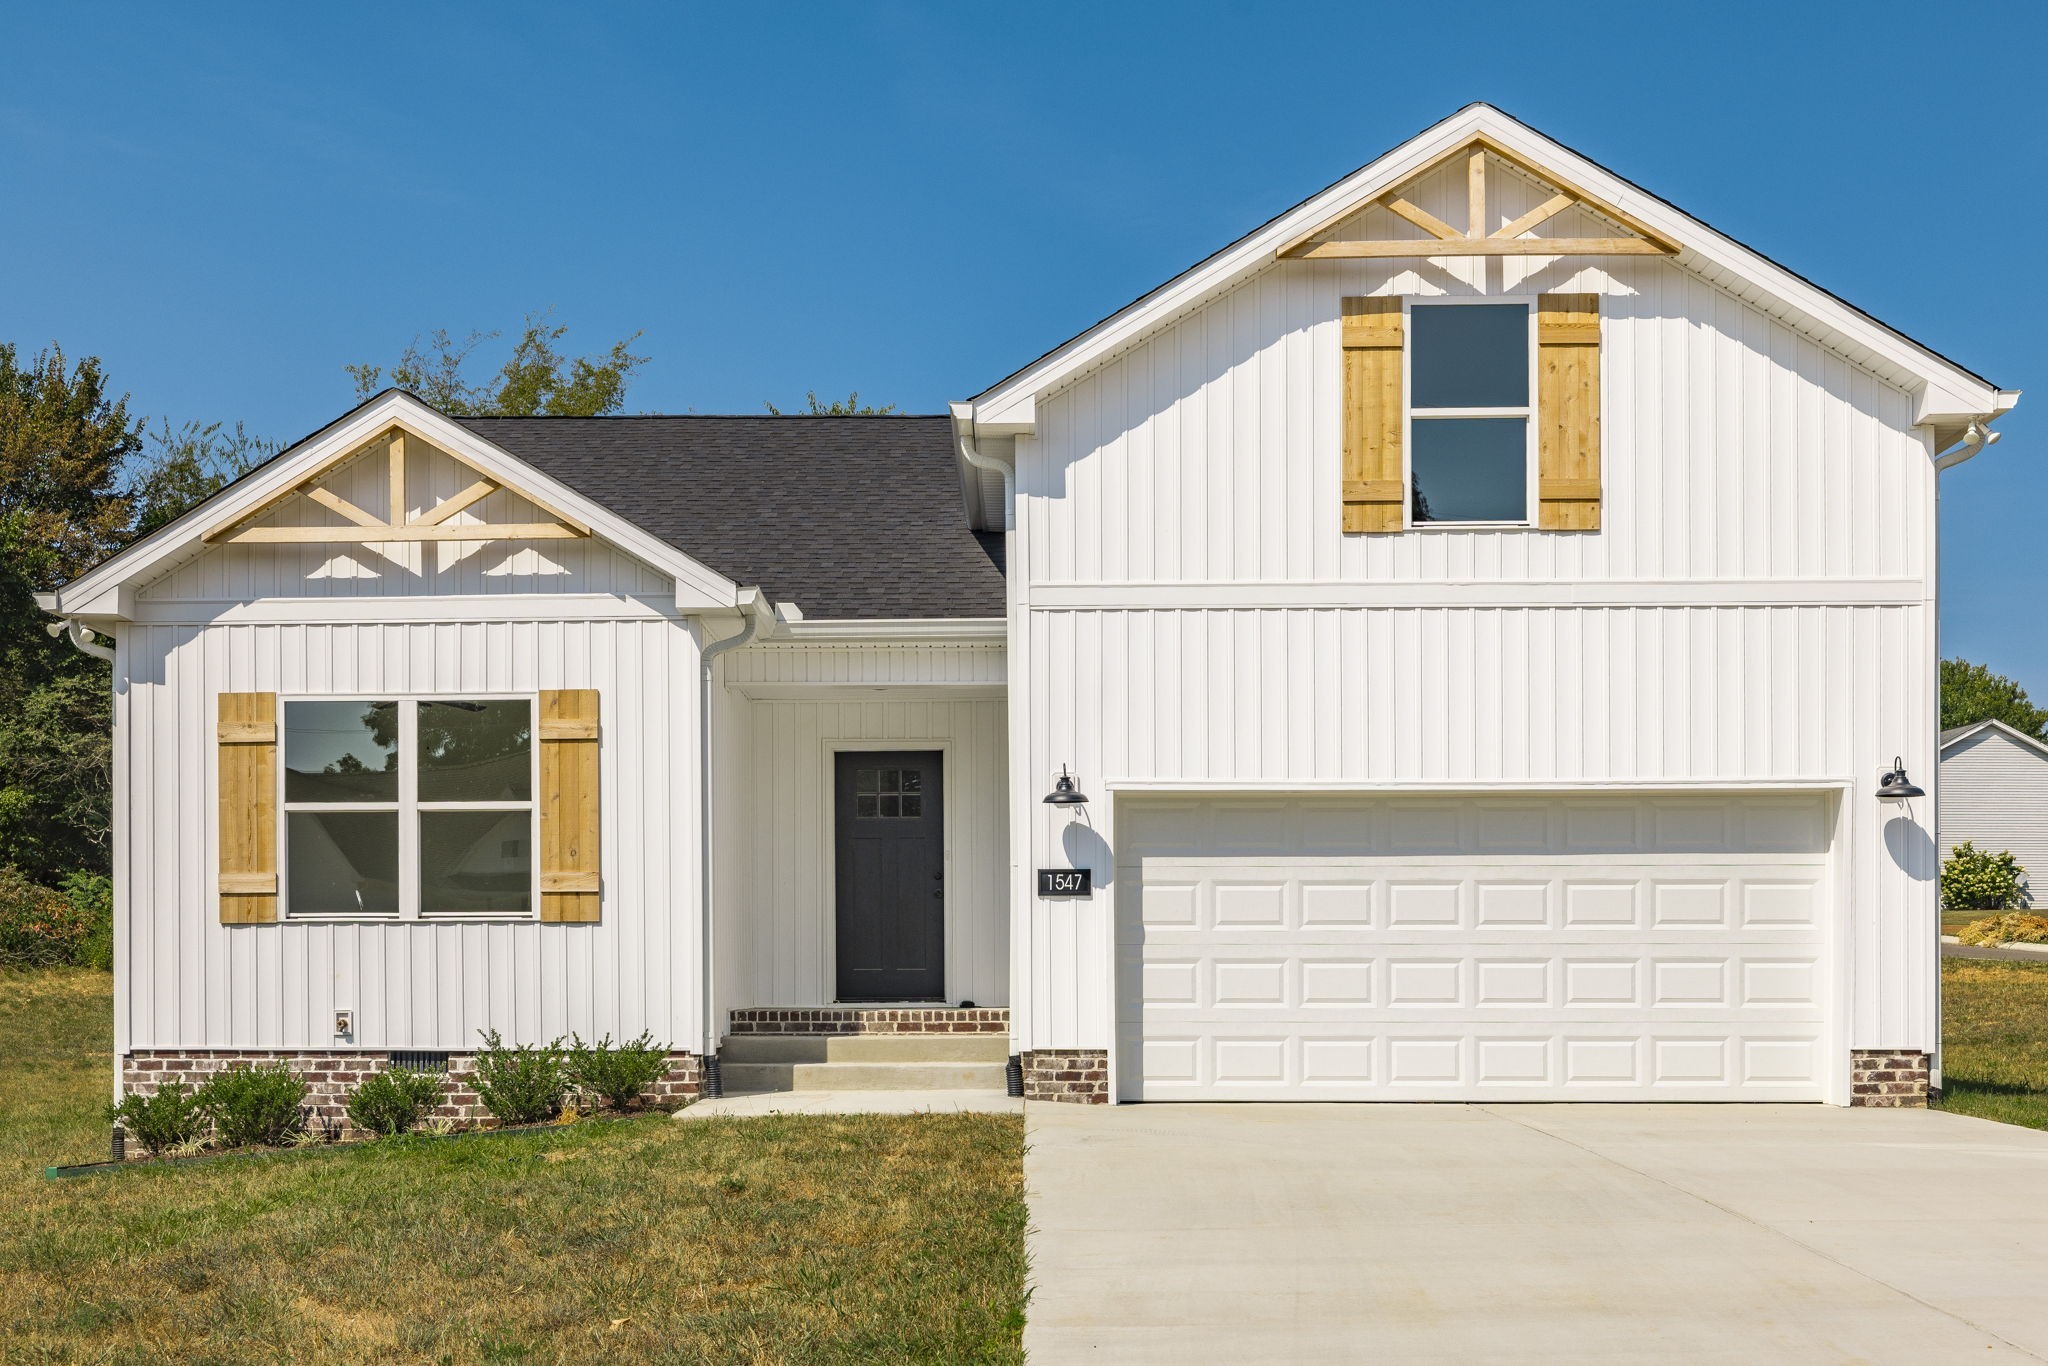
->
<box><xmin>697</xmin><ymin>587</ymin><xmax>773</xmax><ymax>1097</ymax></box>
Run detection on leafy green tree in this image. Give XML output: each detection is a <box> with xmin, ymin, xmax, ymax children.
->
<box><xmin>763</xmin><ymin>390</ymin><xmax>900</xmax><ymax>416</ymax></box>
<box><xmin>347</xmin><ymin>310</ymin><xmax>648</xmax><ymax>416</ymax></box>
<box><xmin>1941</xmin><ymin>657</ymin><xmax>2048</xmax><ymax>741</ymax></box>
<box><xmin>0</xmin><ymin>345</ymin><xmax>143</xmax><ymax>881</ymax></box>
<box><xmin>126</xmin><ymin>419</ymin><xmax>276</xmax><ymax>537</ymax></box>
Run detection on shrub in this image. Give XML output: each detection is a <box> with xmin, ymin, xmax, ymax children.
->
<box><xmin>1957</xmin><ymin>913</ymin><xmax>2048</xmax><ymax>947</ymax></box>
<box><xmin>566</xmin><ymin>1031</ymin><xmax>673</xmax><ymax>1111</ymax></box>
<box><xmin>106</xmin><ymin>1081</ymin><xmax>208</xmax><ymax>1157</ymax></box>
<box><xmin>61</xmin><ymin>871</ymin><xmax>113</xmax><ymax>970</ymax></box>
<box><xmin>198</xmin><ymin>1062</ymin><xmax>308</xmax><ymax>1147</ymax></box>
<box><xmin>471</xmin><ymin>1030</ymin><xmax>568</xmax><ymax>1125</ymax></box>
<box><xmin>0</xmin><ymin>866</ymin><xmax>92</xmax><ymax>968</ymax></box>
<box><xmin>1941</xmin><ymin>842</ymin><xmax>2027</xmax><ymax>913</ymax></box>
<box><xmin>345</xmin><ymin>1066</ymin><xmax>446</xmax><ymax>1136</ymax></box>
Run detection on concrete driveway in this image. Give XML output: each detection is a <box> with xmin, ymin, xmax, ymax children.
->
<box><xmin>1026</xmin><ymin>1103</ymin><xmax>2048</xmax><ymax>1363</ymax></box>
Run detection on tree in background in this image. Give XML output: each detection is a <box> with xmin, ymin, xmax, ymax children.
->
<box><xmin>1941</xmin><ymin>657</ymin><xmax>2048</xmax><ymax>741</ymax></box>
<box><xmin>0</xmin><ymin>345</ymin><xmax>141</xmax><ymax>881</ymax></box>
<box><xmin>126</xmin><ymin>420</ymin><xmax>276</xmax><ymax>537</ymax></box>
<box><xmin>0</xmin><ymin>347</ymin><xmax>277</xmax><ymax>883</ymax></box>
<box><xmin>347</xmin><ymin>310</ymin><xmax>649</xmax><ymax>416</ymax></box>
<box><xmin>763</xmin><ymin>390</ymin><xmax>900</xmax><ymax>416</ymax></box>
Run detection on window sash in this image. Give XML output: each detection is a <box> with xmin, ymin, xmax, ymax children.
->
<box><xmin>1404</xmin><ymin>299</ymin><xmax>1538</xmax><ymax>527</ymax></box>
<box><xmin>278</xmin><ymin>694</ymin><xmax>538</xmax><ymax>922</ymax></box>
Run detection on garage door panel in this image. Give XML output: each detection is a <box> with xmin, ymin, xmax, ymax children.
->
<box><xmin>1117</xmin><ymin>1024</ymin><xmax>1825</xmax><ymax>1101</ymax></box>
<box><xmin>1117</xmin><ymin>794</ymin><xmax>1830</xmax><ymax>1102</ymax></box>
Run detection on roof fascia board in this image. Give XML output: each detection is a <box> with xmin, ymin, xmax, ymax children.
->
<box><xmin>56</xmin><ymin>392</ymin><xmax>741</xmax><ymax>617</ymax></box>
<box><xmin>970</xmin><ymin>105</ymin><xmax>2010</xmax><ymax>430</ymax></box>
<box><xmin>1940</xmin><ymin>718</ymin><xmax>2048</xmax><ymax>763</ymax></box>
<box><xmin>771</xmin><ymin>617</ymin><xmax>1007</xmax><ymax>643</ymax></box>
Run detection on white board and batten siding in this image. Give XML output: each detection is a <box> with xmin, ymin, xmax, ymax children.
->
<box><xmin>1009</xmin><ymin>156</ymin><xmax>1943</xmax><ymax>1083</ymax></box>
<box><xmin>715</xmin><ymin>639</ymin><xmax>1010</xmax><ymax>1011</ymax></box>
<box><xmin>1940</xmin><ymin>728</ymin><xmax>2048</xmax><ymax>905</ymax></box>
<box><xmin>117</xmin><ymin>478</ymin><xmax>713</xmax><ymax>1057</ymax></box>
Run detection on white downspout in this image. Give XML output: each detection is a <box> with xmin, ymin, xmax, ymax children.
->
<box><xmin>953</xmin><ymin>407</ymin><xmax>1029</xmax><ymax>1091</ymax></box>
<box><xmin>1926</xmin><ymin>418</ymin><xmax>1998</xmax><ymax>1093</ymax></box>
<box><xmin>1933</xmin><ymin>419</ymin><xmax>1996</xmax><ymax>473</ymax></box>
<box><xmin>697</xmin><ymin>587</ymin><xmax>771</xmax><ymax>1098</ymax></box>
<box><xmin>954</xmin><ymin>414</ymin><xmax>1015</xmax><ymax>533</ymax></box>
<box><xmin>46</xmin><ymin>618</ymin><xmax>115</xmax><ymax>664</ymax></box>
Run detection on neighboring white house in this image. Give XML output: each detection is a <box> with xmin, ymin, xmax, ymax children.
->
<box><xmin>41</xmin><ymin>104</ymin><xmax>2018</xmax><ymax>1112</ymax></box>
<box><xmin>1940</xmin><ymin>719</ymin><xmax>2048</xmax><ymax>905</ymax></box>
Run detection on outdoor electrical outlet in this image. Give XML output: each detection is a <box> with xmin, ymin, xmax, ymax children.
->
<box><xmin>334</xmin><ymin>1009</ymin><xmax>354</xmax><ymax>1038</ymax></box>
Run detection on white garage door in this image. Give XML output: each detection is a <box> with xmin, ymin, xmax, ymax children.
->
<box><xmin>1117</xmin><ymin>794</ymin><xmax>1833</xmax><ymax>1102</ymax></box>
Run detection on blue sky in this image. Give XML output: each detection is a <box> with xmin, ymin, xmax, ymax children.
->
<box><xmin>3</xmin><ymin>3</ymin><xmax>2040</xmax><ymax>689</ymax></box>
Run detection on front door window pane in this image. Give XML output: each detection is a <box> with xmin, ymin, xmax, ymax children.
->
<box><xmin>420</xmin><ymin>811</ymin><xmax>533</xmax><ymax>915</ymax></box>
<box><xmin>284</xmin><ymin>701</ymin><xmax>398</xmax><ymax>802</ymax></box>
<box><xmin>1411</xmin><ymin>419</ymin><xmax>1528</xmax><ymax>523</ymax></box>
<box><xmin>287</xmin><ymin>811</ymin><xmax>399</xmax><ymax>915</ymax></box>
<box><xmin>417</xmin><ymin>700</ymin><xmax>533</xmax><ymax>802</ymax></box>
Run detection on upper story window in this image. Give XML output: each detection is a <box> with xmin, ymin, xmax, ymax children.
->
<box><xmin>1407</xmin><ymin>302</ymin><xmax>1532</xmax><ymax>525</ymax></box>
<box><xmin>281</xmin><ymin>697</ymin><xmax>535</xmax><ymax>919</ymax></box>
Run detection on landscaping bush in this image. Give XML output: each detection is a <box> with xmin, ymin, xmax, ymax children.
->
<box><xmin>61</xmin><ymin>870</ymin><xmax>113</xmax><ymax>970</ymax></box>
<box><xmin>0</xmin><ymin>866</ymin><xmax>95</xmax><ymax>968</ymax></box>
<box><xmin>345</xmin><ymin>1065</ymin><xmax>446</xmax><ymax>1136</ymax></box>
<box><xmin>471</xmin><ymin>1029</ymin><xmax>568</xmax><ymax>1125</ymax></box>
<box><xmin>567</xmin><ymin>1031</ymin><xmax>673</xmax><ymax>1111</ymax></box>
<box><xmin>105</xmin><ymin>1081</ymin><xmax>208</xmax><ymax>1157</ymax></box>
<box><xmin>1942</xmin><ymin>841</ymin><xmax>2027</xmax><ymax>913</ymax></box>
<box><xmin>198</xmin><ymin>1061</ymin><xmax>308</xmax><ymax>1147</ymax></box>
<box><xmin>1957</xmin><ymin>913</ymin><xmax>2048</xmax><ymax>948</ymax></box>
<box><xmin>0</xmin><ymin>866</ymin><xmax>112</xmax><ymax>969</ymax></box>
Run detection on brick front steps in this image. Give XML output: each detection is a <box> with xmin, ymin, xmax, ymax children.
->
<box><xmin>726</xmin><ymin>1007</ymin><xmax>1009</xmax><ymax>1036</ymax></box>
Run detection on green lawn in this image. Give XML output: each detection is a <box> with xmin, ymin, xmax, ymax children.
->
<box><xmin>0</xmin><ymin>968</ymin><xmax>1025</xmax><ymax>1363</ymax></box>
<box><xmin>1936</xmin><ymin>957</ymin><xmax>2048</xmax><ymax>1131</ymax></box>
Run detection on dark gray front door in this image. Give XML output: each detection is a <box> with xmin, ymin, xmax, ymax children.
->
<box><xmin>835</xmin><ymin>751</ymin><xmax>945</xmax><ymax>1002</ymax></box>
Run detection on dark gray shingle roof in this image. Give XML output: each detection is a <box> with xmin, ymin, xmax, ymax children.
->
<box><xmin>457</xmin><ymin>415</ymin><xmax>1004</xmax><ymax>621</ymax></box>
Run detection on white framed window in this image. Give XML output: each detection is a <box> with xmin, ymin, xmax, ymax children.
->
<box><xmin>280</xmin><ymin>696</ymin><xmax>537</xmax><ymax>920</ymax></box>
<box><xmin>1404</xmin><ymin>299</ymin><xmax>1536</xmax><ymax>526</ymax></box>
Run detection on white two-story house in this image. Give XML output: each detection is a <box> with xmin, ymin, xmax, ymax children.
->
<box><xmin>44</xmin><ymin>105</ymin><xmax>2016</xmax><ymax>1113</ymax></box>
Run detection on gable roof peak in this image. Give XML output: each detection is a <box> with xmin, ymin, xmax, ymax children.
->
<box><xmin>964</xmin><ymin>104</ymin><xmax>2014</xmax><ymax>440</ymax></box>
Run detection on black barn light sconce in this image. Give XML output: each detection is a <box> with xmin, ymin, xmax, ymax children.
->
<box><xmin>1876</xmin><ymin>757</ymin><xmax>1925</xmax><ymax>802</ymax></box>
<box><xmin>1043</xmin><ymin>765</ymin><xmax>1089</xmax><ymax>806</ymax></box>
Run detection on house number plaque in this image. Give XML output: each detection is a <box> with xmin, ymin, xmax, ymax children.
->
<box><xmin>1036</xmin><ymin>868</ymin><xmax>1092</xmax><ymax>899</ymax></box>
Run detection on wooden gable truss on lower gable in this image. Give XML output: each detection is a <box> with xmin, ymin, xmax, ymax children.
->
<box><xmin>201</xmin><ymin>423</ymin><xmax>593</xmax><ymax>546</ymax></box>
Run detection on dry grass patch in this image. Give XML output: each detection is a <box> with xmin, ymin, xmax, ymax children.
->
<box><xmin>1937</xmin><ymin>957</ymin><xmax>2048</xmax><ymax>1132</ymax></box>
<box><xmin>0</xmin><ymin>968</ymin><xmax>1025</xmax><ymax>1363</ymax></box>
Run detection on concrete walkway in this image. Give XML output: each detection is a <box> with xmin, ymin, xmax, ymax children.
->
<box><xmin>1026</xmin><ymin>1103</ymin><xmax>2048</xmax><ymax>1363</ymax></box>
<box><xmin>675</xmin><ymin>1089</ymin><xmax>1022</xmax><ymax>1119</ymax></box>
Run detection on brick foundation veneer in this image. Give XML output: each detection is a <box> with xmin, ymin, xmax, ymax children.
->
<box><xmin>1850</xmin><ymin>1049</ymin><xmax>1930</xmax><ymax>1107</ymax></box>
<box><xmin>727</xmin><ymin>1007</ymin><xmax>1009</xmax><ymax>1035</ymax></box>
<box><xmin>1021</xmin><ymin>1049</ymin><xmax>1109</xmax><ymax>1104</ymax></box>
<box><xmin>119</xmin><ymin>1049</ymin><xmax>700</xmax><ymax>1142</ymax></box>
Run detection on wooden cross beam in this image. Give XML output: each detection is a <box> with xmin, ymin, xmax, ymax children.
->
<box><xmin>202</xmin><ymin>425</ymin><xmax>592</xmax><ymax>546</ymax></box>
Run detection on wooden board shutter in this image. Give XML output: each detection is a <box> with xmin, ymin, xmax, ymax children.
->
<box><xmin>538</xmin><ymin>689</ymin><xmax>601</xmax><ymax>923</ymax></box>
<box><xmin>218</xmin><ymin>692</ymin><xmax>278</xmax><ymax>924</ymax></box>
<box><xmin>1341</xmin><ymin>296</ymin><xmax>1405</xmax><ymax>533</ymax></box>
<box><xmin>1537</xmin><ymin>293</ymin><xmax>1603</xmax><ymax>530</ymax></box>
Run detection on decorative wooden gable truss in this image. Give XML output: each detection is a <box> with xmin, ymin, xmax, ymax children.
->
<box><xmin>202</xmin><ymin>423</ymin><xmax>593</xmax><ymax>546</ymax></box>
<box><xmin>1277</xmin><ymin>136</ymin><xmax>1681</xmax><ymax>261</ymax></box>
